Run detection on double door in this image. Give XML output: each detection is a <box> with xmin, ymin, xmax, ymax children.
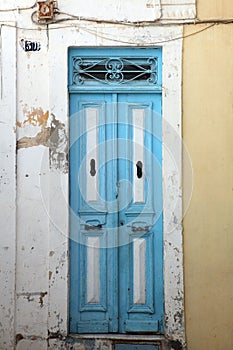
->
<box><xmin>69</xmin><ymin>91</ymin><xmax>163</xmax><ymax>334</ymax></box>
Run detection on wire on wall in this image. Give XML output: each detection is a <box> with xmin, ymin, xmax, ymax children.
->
<box><xmin>1</xmin><ymin>20</ymin><xmax>230</xmax><ymax>47</ymax></box>
<box><xmin>0</xmin><ymin>1</ymin><xmax>232</xmax><ymax>27</ymax></box>
<box><xmin>0</xmin><ymin>1</ymin><xmax>37</xmax><ymax>12</ymax></box>
<box><xmin>30</xmin><ymin>7</ymin><xmax>233</xmax><ymax>27</ymax></box>
<box><xmin>81</xmin><ymin>23</ymin><xmax>217</xmax><ymax>45</ymax></box>
<box><xmin>0</xmin><ymin>1</ymin><xmax>232</xmax><ymax>46</ymax></box>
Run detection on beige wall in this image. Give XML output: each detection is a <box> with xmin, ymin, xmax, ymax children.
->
<box><xmin>197</xmin><ymin>0</ymin><xmax>233</xmax><ymax>20</ymax></box>
<box><xmin>183</xmin><ymin>8</ymin><xmax>233</xmax><ymax>350</ymax></box>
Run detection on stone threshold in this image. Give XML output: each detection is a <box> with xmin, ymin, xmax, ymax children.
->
<box><xmin>70</xmin><ymin>334</ymin><xmax>166</xmax><ymax>341</ymax></box>
<box><xmin>68</xmin><ymin>334</ymin><xmax>170</xmax><ymax>349</ymax></box>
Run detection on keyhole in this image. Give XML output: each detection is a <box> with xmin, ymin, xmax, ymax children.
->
<box><xmin>90</xmin><ymin>159</ymin><xmax>96</xmax><ymax>176</ymax></box>
<box><xmin>136</xmin><ymin>161</ymin><xmax>143</xmax><ymax>179</ymax></box>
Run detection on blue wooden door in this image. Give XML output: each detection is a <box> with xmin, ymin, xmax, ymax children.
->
<box><xmin>69</xmin><ymin>48</ymin><xmax>163</xmax><ymax>334</ymax></box>
<box><xmin>117</xmin><ymin>93</ymin><xmax>163</xmax><ymax>333</ymax></box>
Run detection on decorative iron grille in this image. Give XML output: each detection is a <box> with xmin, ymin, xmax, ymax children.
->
<box><xmin>72</xmin><ymin>57</ymin><xmax>158</xmax><ymax>85</ymax></box>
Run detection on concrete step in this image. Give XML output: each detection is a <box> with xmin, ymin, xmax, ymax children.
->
<box><xmin>48</xmin><ymin>334</ymin><xmax>173</xmax><ymax>350</ymax></box>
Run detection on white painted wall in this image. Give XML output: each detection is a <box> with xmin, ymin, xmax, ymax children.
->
<box><xmin>0</xmin><ymin>24</ymin><xmax>16</xmax><ymax>350</ymax></box>
<box><xmin>0</xmin><ymin>1</ymin><xmax>195</xmax><ymax>349</ymax></box>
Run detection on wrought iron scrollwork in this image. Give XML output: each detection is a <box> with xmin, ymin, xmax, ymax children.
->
<box><xmin>105</xmin><ymin>58</ymin><xmax>124</xmax><ymax>83</ymax></box>
<box><xmin>72</xmin><ymin>56</ymin><xmax>158</xmax><ymax>86</ymax></box>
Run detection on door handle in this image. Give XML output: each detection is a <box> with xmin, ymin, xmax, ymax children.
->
<box><xmin>132</xmin><ymin>226</ymin><xmax>149</xmax><ymax>232</ymax></box>
<box><xmin>131</xmin><ymin>221</ymin><xmax>149</xmax><ymax>232</ymax></box>
<box><xmin>90</xmin><ymin>158</ymin><xmax>96</xmax><ymax>176</ymax></box>
<box><xmin>136</xmin><ymin>161</ymin><xmax>143</xmax><ymax>179</ymax></box>
<box><xmin>85</xmin><ymin>224</ymin><xmax>102</xmax><ymax>230</ymax></box>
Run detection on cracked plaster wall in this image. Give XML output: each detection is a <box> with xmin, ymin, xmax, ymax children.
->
<box><xmin>0</xmin><ymin>0</ymin><xmax>200</xmax><ymax>349</ymax></box>
<box><xmin>1</xmin><ymin>2</ymin><xmax>232</xmax><ymax>350</ymax></box>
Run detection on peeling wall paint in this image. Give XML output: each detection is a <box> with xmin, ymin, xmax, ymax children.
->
<box><xmin>0</xmin><ymin>0</ymin><xmax>211</xmax><ymax>349</ymax></box>
<box><xmin>1</xmin><ymin>21</ymin><xmax>184</xmax><ymax>350</ymax></box>
<box><xmin>0</xmin><ymin>4</ymin><xmax>231</xmax><ymax>350</ymax></box>
<box><xmin>16</xmin><ymin>291</ymin><xmax>48</xmax><ymax>308</ymax></box>
<box><xmin>17</xmin><ymin>112</ymin><xmax>68</xmax><ymax>173</ymax></box>
<box><xmin>49</xmin><ymin>114</ymin><xmax>68</xmax><ymax>173</ymax></box>
<box><xmin>0</xmin><ymin>16</ymin><xmax>185</xmax><ymax>350</ymax></box>
<box><xmin>17</xmin><ymin>128</ymin><xmax>50</xmax><ymax>149</ymax></box>
<box><xmin>18</xmin><ymin>106</ymin><xmax>49</xmax><ymax>128</ymax></box>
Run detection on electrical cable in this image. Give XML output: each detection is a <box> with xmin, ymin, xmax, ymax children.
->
<box><xmin>0</xmin><ymin>1</ymin><xmax>37</xmax><ymax>12</ymax></box>
<box><xmin>31</xmin><ymin>8</ymin><xmax>233</xmax><ymax>27</ymax></box>
<box><xmin>0</xmin><ymin>1</ymin><xmax>232</xmax><ymax>27</ymax></box>
<box><xmin>80</xmin><ymin>23</ymin><xmax>217</xmax><ymax>45</ymax></box>
<box><xmin>0</xmin><ymin>21</ymin><xmax>222</xmax><ymax>46</ymax></box>
<box><xmin>32</xmin><ymin>9</ymin><xmax>153</xmax><ymax>26</ymax></box>
<box><xmin>1</xmin><ymin>2</ymin><xmax>233</xmax><ymax>28</ymax></box>
<box><xmin>0</xmin><ymin>7</ymin><xmax>232</xmax><ymax>47</ymax></box>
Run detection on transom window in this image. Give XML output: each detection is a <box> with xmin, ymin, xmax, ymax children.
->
<box><xmin>72</xmin><ymin>57</ymin><xmax>159</xmax><ymax>86</ymax></box>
